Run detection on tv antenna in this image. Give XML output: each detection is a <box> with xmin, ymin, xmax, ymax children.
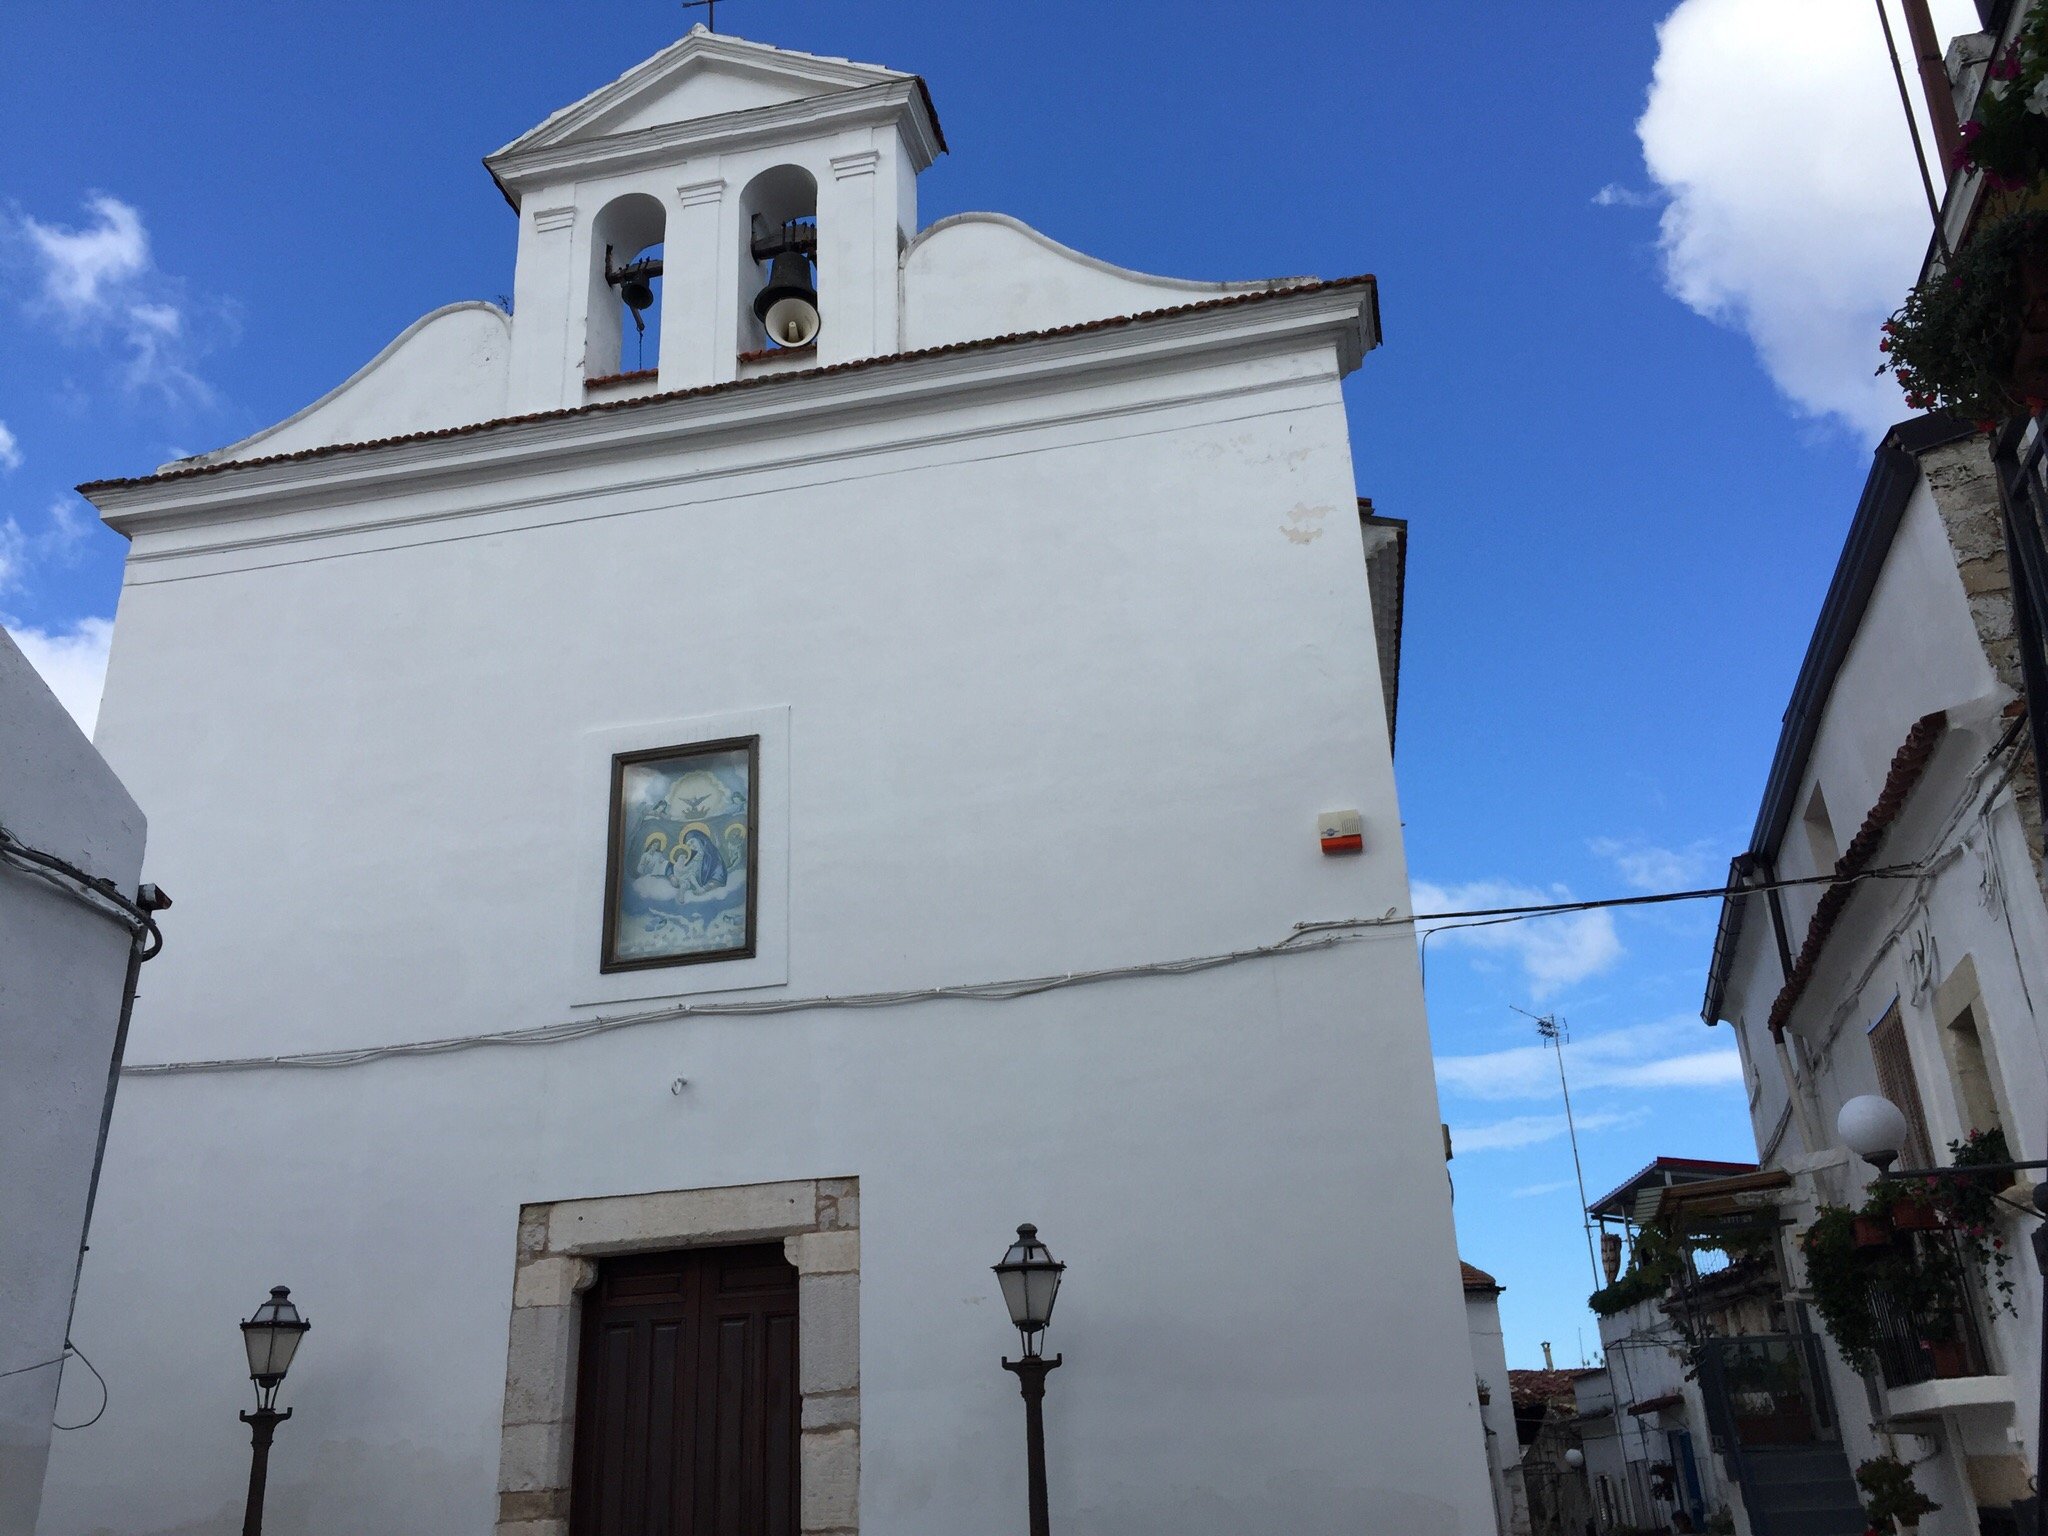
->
<box><xmin>683</xmin><ymin>0</ymin><xmax>732</xmax><ymax>31</ymax></box>
<box><xmin>1513</xmin><ymin>1006</ymin><xmax>1602</xmax><ymax>1290</ymax></box>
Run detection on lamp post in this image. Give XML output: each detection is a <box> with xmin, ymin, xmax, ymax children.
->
<box><xmin>1835</xmin><ymin>1097</ymin><xmax>2048</xmax><ymax>1536</ymax></box>
<box><xmin>993</xmin><ymin>1223</ymin><xmax>1065</xmax><ymax>1536</ymax></box>
<box><xmin>237</xmin><ymin>1286</ymin><xmax>310</xmax><ymax>1536</ymax></box>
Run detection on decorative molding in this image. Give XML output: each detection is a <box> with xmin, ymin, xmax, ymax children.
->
<box><xmin>489</xmin><ymin>30</ymin><xmax>921</xmax><ymax>160</ymax></box>
<box><xmin>675</xmin><ymin>177</ymin><xmax>727</xmax><ymax>209</ymax></box>
<box><xmin>532</xmin><ymin>206</ymin><xmax>577</xmax><ymax>234</ymax></box>
<box><xmin>829</xmin><ymin>149</ymin><xmax>882</xmax><ymax>181</ymax></box>
<box><xmin>96</xmin><ymin>285</ymin><xmax>1370</xmax><ymax>549</ymax></box>
<box><xmin>489</xmin><ymin>81</ymin><xmax>941</xmax><ymax>193</ymax></box>
<box><xmin>496</xmin><ymin>1177</ymin><xmax>860</xmax><ymax>1536</ymax></box>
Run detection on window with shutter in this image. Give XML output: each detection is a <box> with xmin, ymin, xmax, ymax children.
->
<box><xmin>1866</xmin><ymin>1005</ymin><xmax>1934</xmax><ymax>1169</ymax></box>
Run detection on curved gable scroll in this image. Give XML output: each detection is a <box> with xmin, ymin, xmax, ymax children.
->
<box><xmin>900</xmin><ymin>212</ymin><xmax>1308</xmax><ymax>352</ymax></box>
<box><xmin>180</xmin><ymin>302</ymin><xmax>512</xmax><ymax>471</ymax></box>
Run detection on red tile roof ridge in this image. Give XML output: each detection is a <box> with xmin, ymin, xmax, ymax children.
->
<box><xmin>1765</xmin><ymin>709</ymin><xmax>1948</xmax><ymax>1037</ymax></box>
<box><xmin>79</xmin><ymin>275</ymin><xmax>1377</xmax><ymax>496</ymax></box>
<box><xmin>1460</xmin><ymin>1260</ymin><xmax>1502</xmax><ymax>1292</ymax></box>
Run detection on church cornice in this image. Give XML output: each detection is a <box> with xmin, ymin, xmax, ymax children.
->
<box><xmin>485</xmin><ymin>78</ymin><xmax>945</xmax><ymax>203</ymax></box>
<box><xmin>83</xmin><ymin>276</ymin><xmax>1377</xmax><ymax>540</ymax></box>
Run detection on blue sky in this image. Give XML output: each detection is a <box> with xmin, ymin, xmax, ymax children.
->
<box><xmin>0</xmin><ymin>0</ymin><xmax>1976</xmax><ymax>1364</ymax></box>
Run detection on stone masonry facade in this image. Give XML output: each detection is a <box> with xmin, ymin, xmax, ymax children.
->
<box><xmin>495</xmin><ymin>1177</ymin><xmax>861</xmax><ymax>1536</ymax></box>
<box><xmin>1919</xmin><ymin>433</ymin><xmax>2048</xmax><ymax>908</ymax></box>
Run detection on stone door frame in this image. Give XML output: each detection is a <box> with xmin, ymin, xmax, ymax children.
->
<box><xmin>495</xmin><ymin>1177</ymin><xmax>860</xmax><ymax>1536</ymax></box>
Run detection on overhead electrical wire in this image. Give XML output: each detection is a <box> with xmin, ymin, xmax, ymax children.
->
<box><xmin>121</xmin><ymin>862</ymin><xmax>1919</xmax><ymax>1079</ymax></box>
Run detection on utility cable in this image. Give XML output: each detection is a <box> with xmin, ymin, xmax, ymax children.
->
<box><xmin>0</xmin><ymin>824</ymin><xmax>163</xmax><ymax>958</ymax></box>
<box><xmin>122</xmin><ymin>862</ymin><xmax>1921</xmax><ymax>1079</ymax></box>
<box><xmin>0</xmin><ymin>1352</ymin><xmax>69</xmax><ymax>1382</ymax></box>
<box><xmin>52</xmin><ymin>1341</ymin><xmax>107</xmax><ymax>1431</ymax></box>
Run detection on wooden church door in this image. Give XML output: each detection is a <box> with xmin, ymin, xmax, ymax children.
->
<box><xmin>570</xmin><ymin>1245</ymin><xmax>800</xmax><ymax>1536</ymax></box>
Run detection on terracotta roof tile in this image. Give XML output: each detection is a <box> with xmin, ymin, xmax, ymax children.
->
<box><xmin>1766</xmin><ymin>709</ymin><xmax>1947</xmax><ymax>1037</ymax></box>
<box><xmin>79</xmin><ymin>275</ymin><xmax>1377</xmax><ymax>496</ymax></box>
<box><xmin>1460</xmin><ymin>1261</ymin><xmax>1501</xmax><ymax>1292</ymax></box>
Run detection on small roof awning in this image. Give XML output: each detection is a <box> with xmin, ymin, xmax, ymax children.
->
<box><xmin>1629</xmin><ymin>1392</ymin><xmax>1685</xmax><ymax>1417</ymax></box>
<box><xmin>1586</xmin><ymin>1157</ymin><xmax>1760</xmax><ymax>1221</ymax></box>
<box><xmin>1649</xmin><ymin>1167</ymin><xmax>1792</xmax><ymax>1223</ymax></box>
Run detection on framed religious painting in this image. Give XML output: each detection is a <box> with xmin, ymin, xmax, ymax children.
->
<box><xmin>601</xmin><ymin>736</ymin><xmax>760</xmax><ymax>972</ymax></box>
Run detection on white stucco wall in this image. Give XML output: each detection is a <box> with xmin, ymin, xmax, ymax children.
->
<box><xmin>0</xmin><ymin>631</ymin><xmax>146</xmax><ymax>1536</ymax></box>
<box><xmin>194</xmin><ymin>303</ymin><xmax>511</xmax><ymax>469</ymax></box>
<box><xmin>1716</xmin><ymin>474</ymin><xmax>2048</xmax><ymax>1533</ymax></box>
<box><xmin>40</xmin><ymin>312</ymin><xmax>1494</xmax><ymax>1535</ymax></box>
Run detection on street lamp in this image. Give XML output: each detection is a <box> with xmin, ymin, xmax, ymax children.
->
<box><xmin>238</xmin><ymin>1286</ymin><xmax>309</xmax><ymax>1536</ymax></box>
<box><xmin>1833</xmin><ymin>1097</ymin><xmax>2048</xmax><ymax>1536</ymax></box>
<box><xmin>1837</xmin><ymin>1094</ymin><xmax>1915</xmax><ymax>1174</ymax></box>
<box><xmin>994</xmin><ymin>1224</ymin><xmax>1065</xmax><ymax>1536</ymax></box>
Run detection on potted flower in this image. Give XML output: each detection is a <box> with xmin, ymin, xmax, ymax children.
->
<box><xmin>1959</xmin><ymin>10</ymin><xmax>2048</xmax><ymax>191</ymax></box>
<box><xmin>1929</xmin><ymin>1128</ymin><xmax>2021</xmax><ymax>1318</ymax></box>
<box><xmin>1881</xmin><ymin>209</ymin><xmax>2048</xmax><ymax>421</ymax></box>
<box><xmin>1853</xmin><ymin>1201</ymin><xmax>1894</xmax><ymax>1251</ymax></box>
<box><xmin>1856</xmin><ymin>1454</ymin><xmax>1938</xmax><ymax>1535</ymax></box>
<box><xmin>1880</xmin><ymin>1177</ymin><xmax>1943</xmax><ymax>1233</ymax></box>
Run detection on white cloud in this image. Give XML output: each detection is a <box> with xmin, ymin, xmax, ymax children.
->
<box><xmin>1512</xmin><ymin>1180</ymin><xmax>1575</xmax><ymax>1199</ymax></box>
<box><xmin>23</xmin><ymin>194</ymin><xmax>150</xmax><ymax>319</ymax></box>
<box><xmin>0</xmin><ymin>497</ymin><xmax>98</xmax><ymax>593</ymax></box>
<box><xmin>0</xmin><ymin>422</ymin><xmax>19</xmax><ymax>473</ymax></box>
<box><xmin>1454</xmin><ymin>1108</ymin><xmax>1647</xmax><ymax>1154</ymax></box>
<box><xmin>1436</xmin><ymin>1017</ymin><xmax>1742</xmax><ymax>1103</ymax></box>
<box><xmin>1593</xmin><ymin>184</ymin><xmax>1658</xmax><ymax>209</ymax></box>
<box><xmin>1634</xmin><ymin>0</ymin><xmax>1981</xmax><ymax>437</ymax></box>
<box><xmin>1413</xmin><ymin>878</ymin><xmax>1624</xmax><ymax>999</ymax></box>
<box><xmin>5</xmin><ymin>616</ymin><xmax>113</xmax><ymax>735</ymax></box>
<box><xmin>1588</xmin><ymin>835</ymin><xmax>1721</xmax><ymax>891</ymax></box>
<box><xmin>15</xmin><ymin>195</ymin><xmax>216</xmax><ymax>405</ymax></box>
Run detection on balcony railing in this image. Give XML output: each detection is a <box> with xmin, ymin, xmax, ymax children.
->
<box><xmin>1866</xmin><ymin>1230</ymin><xmax>1995</xmax><ymax>1390</ymax></box>
<box><xmin>1696</xmin><ymin>1333</ymin><xmax>1839</xmax><ymax>1448</ymax></box>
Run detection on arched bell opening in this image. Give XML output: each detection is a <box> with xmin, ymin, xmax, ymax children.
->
<box><xmin>738</xmin><ymin>166</ymin><xmax>819</xmax><ymax>354</ymax></box>
<box><xmin>587</xmin><ymin>193</ymin><xmax>667</xmax><ymax>380</ymax></box>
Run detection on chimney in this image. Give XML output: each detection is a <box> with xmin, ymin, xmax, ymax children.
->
<box><xmin>1542</xmin><ymin>1341</ymin><xmax>1555</xmax><ymax>1370</ymax></box>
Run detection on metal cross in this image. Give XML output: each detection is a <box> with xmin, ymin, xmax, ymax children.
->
<box><xmin>682</xmin><ymin>0</ymin><xmax>725</xmax><ymax>30</ymax></box>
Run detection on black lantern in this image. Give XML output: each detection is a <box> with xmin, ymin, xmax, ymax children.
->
<box><xmin>993</xmin><ymin>1223</ymin><xmax>1064</xmax><ymax>1354</ymax></box>
<box><xmin>241</xmin><ymin>1286</ymin><xmax>310</xmax><ymax>1398</ymax></box>
<box><xmin>237</xmin><ymin>1286</ymin><xmax>309</xmax><ymax>1536</ymax></box>
<box><xmin>994</xmin><ymin>1225</ymin><xmax>1065</xmax><ymax>1536</ymax></box>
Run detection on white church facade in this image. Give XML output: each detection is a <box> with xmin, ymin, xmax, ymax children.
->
<box><xmin>38</xmin><ymin>32</ymin><xmax>1495</xmax><ymax>1536</ymax></box>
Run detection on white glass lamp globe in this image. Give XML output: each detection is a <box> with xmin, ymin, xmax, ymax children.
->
<box><xmin>1564</xmin><ymin>1448</ymin><xmax>1585</xmax><ymax>1470</ymax></box>
<box><xmin>1837</xmin><ymin>1095</ymin><xmax>1911</xmax><ymax>1170</ymax></box>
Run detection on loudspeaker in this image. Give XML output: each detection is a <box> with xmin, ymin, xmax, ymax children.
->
<box><xmin>753</xmin><ymin>252</ymin><xmax>820</xmax><ymax>348</ymax></box>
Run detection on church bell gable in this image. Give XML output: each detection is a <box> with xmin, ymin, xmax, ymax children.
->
<box><xmin>489</xmin><ymin>29</ymin><xmax>944</xmax><ymax>411</ymax></box>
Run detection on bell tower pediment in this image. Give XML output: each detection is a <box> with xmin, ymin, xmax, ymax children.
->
<box><xmin>488</xmin><ymin>28</ymin><xmax>932</xmax><ymax>165</ymax></box>
<box><xmin>491</xmin><ymin>30</ymin><xmax>944</xmax><ymax>412</ymax></box>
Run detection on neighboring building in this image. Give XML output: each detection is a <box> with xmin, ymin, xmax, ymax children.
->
<box><xmin>0</xmin><ymin>630</ymin><xmax>151</xmax><ymax>1535</ymax></box>
<box><xmin>1463</xmin><ymin>1260</ymin><xmax>1524</xmax><ymax>1535</ymax></box>
<box><xmin>1506</xmin><ymin>1367</ymin><xmax>1601</xmax><ymax>1536</ymax></box>
<box><xmin>1584</xmin><ymin>1158</ymin><xmax>1790</xmax><ymax>1535</ymax></box>
<box><xmin>1700</xmin><ymin>412</ymin><xmax>2048</xmax><ymax>1533</ymax></box>
<box><xmin>36</xmin><ymin>30</ymin><xmax>1497</xmax><ymax>1536</ymax></box>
